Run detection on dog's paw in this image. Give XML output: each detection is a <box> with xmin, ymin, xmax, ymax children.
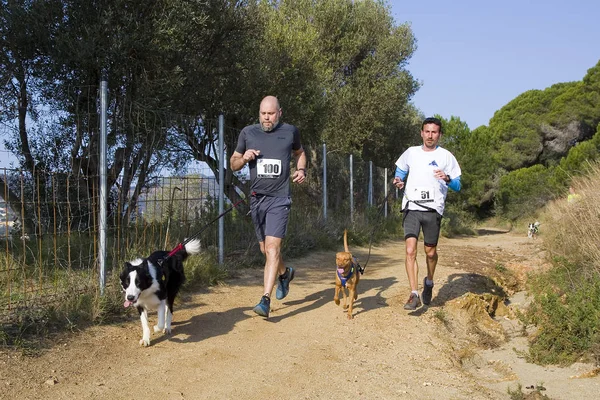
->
<box><xmin>343</xmin><ymin>304</ymin><xmax>349</xmax><ymax>310</ymax></box>
<box><xmin>153</xmin><ymin>325</ymin><xmax>164</xmax><ymax>333</ymax></box>
<box><xmin>347</xmin><ymin>313</ymin><xmax>354</xmax><ymax>320</ymax></box>
<box><xmin>163</xmin><ymin>327</ymin><xmax>172</xmax><ymax>334</ymax></box>
<box><xmin>139</xmin><ymin>338</ymin><xmax>151</xmax><ymax>347</ymax></box>
<box><xmin>334</xmin><ymin>298</ymin><xmax>340</xmax><ymax>306</ymax></box>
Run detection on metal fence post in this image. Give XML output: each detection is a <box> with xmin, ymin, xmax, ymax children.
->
<box><xmin>349</xmin><ymin>154</ymin><xmax>354</xmax><ymax>223</ymax></box>
<box><xmin>322</xmin><ymin>143</ymin><xmax>327</xmax><ymax>221</ymax></box>
<box><xmin>218</xmin><ymin>114</ymin><xmax>225</xmax><ymax>265</ymax></box>
<box><xmin>368</xmin><ymin>161</ymin><xmax>373</xmax><ymax>206</ymax></box>
<box><xmin>99</xmin><ymin>79</ymin><xmax>108</xmax><ymax>295</ymax></box>
<box><xmin>384</xmin><ymin>168</ymin><xmax>388</xmax><ymax>218</ymax></box>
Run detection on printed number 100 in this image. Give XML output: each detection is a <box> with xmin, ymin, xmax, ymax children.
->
<box><xmin>262</xmin><ymin>164</ymin><xmax>280</xmax><ymax>174</ymax></box>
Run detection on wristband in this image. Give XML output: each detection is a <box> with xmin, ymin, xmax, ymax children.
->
<box><xmin>298</xmin><ymin>168</ymin><xmax>306</xmax><ymax>175</ymax></box>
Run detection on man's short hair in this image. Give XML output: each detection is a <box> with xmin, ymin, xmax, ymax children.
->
<box><xmin>422</xmin><ymin>117</ymin><xmax>443</xmax><ymax>132</ymax></box>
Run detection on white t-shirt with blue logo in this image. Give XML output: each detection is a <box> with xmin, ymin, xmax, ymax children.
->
<box><xmin>395</xmin><ymin>146</ymin><xmax>461</xmax><ymax>215</ymax></box>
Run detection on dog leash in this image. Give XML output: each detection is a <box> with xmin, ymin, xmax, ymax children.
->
<box><xmin>360</xmin><ymin>183</ymin><xmax>440</xmax><ymax>273</ymax></box>
<box><xmin>359</xmin><ymin>187</ymin><xmax>397</xmax><ymax>274</ymax></box>
<box><xmin>160</xmin><ymin>198</ymin><xmax>247</xmax><ymax>264</ymax></box>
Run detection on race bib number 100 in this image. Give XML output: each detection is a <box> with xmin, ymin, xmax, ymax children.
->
<box><xmin>257</xmin><ymin>158</ymin><xmax>282</xmax><ymax>179</ymax></box>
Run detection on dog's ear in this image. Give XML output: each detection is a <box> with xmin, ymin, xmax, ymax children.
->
<box><xmin>120</xmin><ymin>263</ymin><xmax>132</xmax><ymax>288</ymax></box>
<box><xmin>121</xmin><ymin>262</ymin><xmax>133</xmax><ymax>276</ymax></box>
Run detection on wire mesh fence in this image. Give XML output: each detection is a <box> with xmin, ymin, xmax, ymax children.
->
<box><xmin>0</xmin><ymin>81</ymin><xmax>403</xmax><ymax>323</ymax></box>
<box><xmin>0</xmin><ymin>150</ymin><xmax>400</xmax><ymax>323</ymax></box>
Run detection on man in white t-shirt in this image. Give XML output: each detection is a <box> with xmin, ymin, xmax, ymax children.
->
<box><xmin>392</xmin><ymin>117</ymin><xmax>462</xmax><ymax>310</ymax></box>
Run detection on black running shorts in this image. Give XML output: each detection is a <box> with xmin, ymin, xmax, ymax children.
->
<box><xmin>403</xmin><ymin>210</ymin><xmax>442</xmax><ymax>247</ymax></box>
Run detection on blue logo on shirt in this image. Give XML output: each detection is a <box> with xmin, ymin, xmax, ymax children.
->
<box><xmin>428</xmin><ymin>160</ymin><xmax>438</xmax><ymax>167</ymax></box>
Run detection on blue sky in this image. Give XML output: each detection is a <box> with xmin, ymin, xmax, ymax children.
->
<box><xmin>390</xmin><ymin>0</ymin><xmax>600</xmax><ymax>129</ymax></box>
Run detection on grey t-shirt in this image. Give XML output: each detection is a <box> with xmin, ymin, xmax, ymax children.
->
<box><xmin>235</xmin><ymin>122</ymin><xmax>302</xmax><ymax>197</ymax></box>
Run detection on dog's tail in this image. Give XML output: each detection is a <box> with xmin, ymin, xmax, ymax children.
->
<box><xmin>166</xmin><ymin>239</ymin><xmax>202</xmax><ymax>260</ymax></box>
<box><xmin>184</xmin><ymin>239</ymin><xmax>201</xmax><ymax>255</ymax></box>
<box><xmin>343</xmin><ymin>229</ymin><xmax>349</xmax><ymax>253</ymax></box>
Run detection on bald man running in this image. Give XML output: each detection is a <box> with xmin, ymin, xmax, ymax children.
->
<box><xmin>230</xmin><ymin>96</ymin><xmax>307</xmax><ymax>318</ymax></box>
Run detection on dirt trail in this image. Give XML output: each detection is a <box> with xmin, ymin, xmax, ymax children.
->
<box><xmin>2</xmin><ymin>230</ymin><xmax>599</xmax><ymax>400</ymax></box>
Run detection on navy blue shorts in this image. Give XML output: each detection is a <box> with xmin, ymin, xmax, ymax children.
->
<box><xmin>250</xmin><ymin>195</ymin><xmax>292</xmax><ymax>241</ymax></box>
<box><xmin>403</xmin><ymin>210</ymin><xmax>442</xmax><ymax>247</ymax></box>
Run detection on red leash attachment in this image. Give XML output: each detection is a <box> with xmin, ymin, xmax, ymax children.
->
<box><xmin>167</xmin><ymin>243</ymin><xmax>184</xmax><ymax>258</ymax></box>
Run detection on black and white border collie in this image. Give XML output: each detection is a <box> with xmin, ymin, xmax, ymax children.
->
<box><xmin>527</xmin><ymin>221</ymin><xmax>540</xmax><ymax>239</ymax></box>
<box><xmin>120</xmin><ymin>240</ymin><xmax>201</xmax><ymax>347</ymax></box>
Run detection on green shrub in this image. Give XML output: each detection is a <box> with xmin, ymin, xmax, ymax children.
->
<box><xmin>495</xmin><ymin>164</ymin><xmax>558</xmax><ymax>220</ymax></box>
<box><xmin>185</xmin><ymin>249</ymin><xmax>230</xmax><ymax>287</ymax></box>
<box><xmin>441</xmin><ymin>203</ymin><xmax>476</xmax><ymax>237</ymax></box>
<box><xmin>523</xmin><ymin>259</ymin><xmax>600</xmax><ymax>365</ymax></box>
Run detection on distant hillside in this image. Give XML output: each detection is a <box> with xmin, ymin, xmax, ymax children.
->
<box><xmin>449</xmin><ymin>60</ymin><xmax>600</xmax><ymax>220</ymax></box>
<box><xmin>488</xmin><ymin>60</ymin><xmax>600</xmax><ymax>169</ymax></box>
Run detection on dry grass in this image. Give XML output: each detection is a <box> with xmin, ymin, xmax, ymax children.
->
<box><xmin>543</xmin><ymin>166</ymin><xmax>600</xmax><ymax>273</ymax></box>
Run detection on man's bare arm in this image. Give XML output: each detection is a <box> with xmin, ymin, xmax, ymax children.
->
<box><xmin>291</xmin><ymin>148</ymin><xmax>307</xmax><ymax>184</ymax></box>
<box><xmin>230</xmin><ymin>149</ymin><xmax>261</xmax><ymax>171</ymax></box>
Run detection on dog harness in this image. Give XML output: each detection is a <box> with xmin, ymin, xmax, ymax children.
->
<box><xmin>337</xmin><ymin>257</ymin><xmax>360</xmax><ymax>287</ymax></box>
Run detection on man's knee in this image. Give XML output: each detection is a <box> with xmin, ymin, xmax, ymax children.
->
<box><xmin>406</xmin><ymin>246</ymin><xmax>417</xmax><ymax>260</ymax></box>
<box><xmin>424</xmin><ymin>245</ymin><xmax>438</xmax><ymax>260</ymax></box>
<box><xmin>264</xmin><ymin>237</ymin><xmax>282</xmax><ymax>258</ymax></box>
<box><xmin>405</xmin><ymin>239</ymin><xmax>418</xmax><ymax>260</ymax></box>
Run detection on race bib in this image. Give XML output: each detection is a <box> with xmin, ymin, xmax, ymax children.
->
<box><xmin>407</xmin><ymin>186</ymin><xmax>435</xmax><ymax>203</ymax></box>
<box><xmin>257</xmin><ymin>158</ymin><xmax>282</xmax><ymax>179</ymax></box>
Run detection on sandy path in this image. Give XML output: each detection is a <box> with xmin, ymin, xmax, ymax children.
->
<box><xmin>2</xmin><ymin>231</ymin><xmax>598</xmax><ymax>399</ymax></box>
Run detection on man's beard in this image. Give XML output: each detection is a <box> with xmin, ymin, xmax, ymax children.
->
<box><xmin>261</xmin><ymin>120</ymin><xmax>279</xmax><ymax>132</ymax></box>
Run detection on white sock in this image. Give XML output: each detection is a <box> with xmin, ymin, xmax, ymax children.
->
<box><xmin>425</xmin><ymin>278</ymin><xmax>434</xmax><ymax>286</ymax></box>
<box><xmin>411</xmin><ymin>290</ymin><xmax>419</xmax><ymax>296</ymax></box>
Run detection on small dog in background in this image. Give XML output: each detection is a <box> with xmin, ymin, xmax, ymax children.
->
<box><xmin>527</xmin><ymin>221</ymin><xmax>540</xmax><ymax>239</ymax></box>
<box><xmin>120</xmin><ymin>239</ymin><xmax>201</xmax><ymax>347</ymax></box>
<box><xmin>334</xmin><ymin>229</ymin><xmax>361</xmax><ymax>319</ymax></box>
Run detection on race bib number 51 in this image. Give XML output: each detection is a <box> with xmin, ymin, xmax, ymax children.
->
<box><xmin>408</xmin><ymin>186</ymin><xmax>435</xmax><ymax>203</ymax></box>
<box><xmin>257</xmin><ymin>158</ymin><xmax>282</xmax><ymax>179</ymax></box>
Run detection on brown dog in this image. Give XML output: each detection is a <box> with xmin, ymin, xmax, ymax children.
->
<box><xmin>334</xmin><ymin>229</ymin><xmax>361</xmax><ymax>319</ymax></box>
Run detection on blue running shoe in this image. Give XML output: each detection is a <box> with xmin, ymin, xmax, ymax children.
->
<box><xmin>253</xmin><ymin>295</ymin><xmax>270</xmax><ymax>318</ymax></box>
<box><xmin>276</xmin><ymin>267</ymin><xmax>295</xmax><ymax>300</ymax></box>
